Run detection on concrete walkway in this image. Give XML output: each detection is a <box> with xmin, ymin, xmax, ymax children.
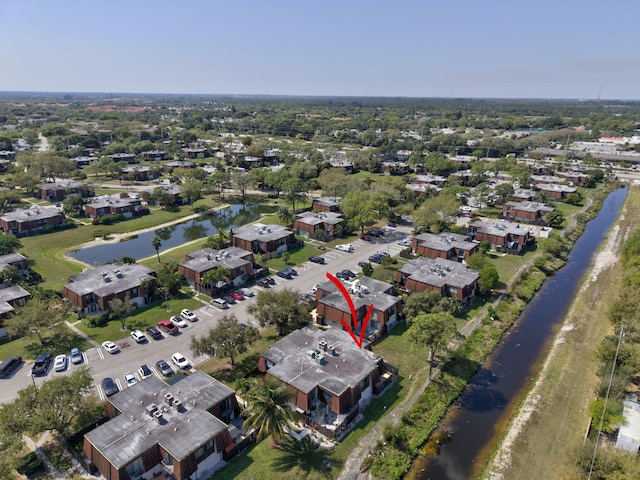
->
<box><xmin>23</xmin><ymin>431</ymin><xmax>94</xmax><ymax>479</ymax></box>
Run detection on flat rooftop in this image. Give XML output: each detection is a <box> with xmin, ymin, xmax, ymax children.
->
<box><xmin>181</xmin><ymin>247</ymin><xmax>253</xmax><ymax>273</ymax></box>
<box><xmin>295</xmin><ymin>211</ymin><xmax>344</xmax><ymax>226</ymax></box>
<box><xmin>232</xmin><ymin>223</ymin><xmax>293</xmax><ymax>243</ymax></box>
<box><xmin>399</xmin><ymin>257</ymin><xmax>479</xmax><ymax>289</ymax></box>
<box><xmin>1</xmin><ymin>206</ymin><xmax>63</xmax><ymax>223</ymax></box>
<box><xmin>86</xmin><ymin>371</ymin><xmax>232</xmax><ymax>468</ymax></box>
<box><xmin>414</xmin><ymin>232</ymin><xmax>478</xmax><ymax>252</ymax></box>
<box><xmin>65</xmin><ymin>263</ymin><xmax>156</xmax><ymax>297</ymax></box>
<box><xmin>262</xmin><ymin>326</ymin><xmax>383</xmax><ymax>397</ymax></box>
<box><xmin>470</xmin><ymin>220</ymin><xmax>530</xmax><ymax>238</ymax></box>
<box><xmin>504</xmin><ymin>201</ymin><xmax>554</xmax><ymax>213</ymax></box>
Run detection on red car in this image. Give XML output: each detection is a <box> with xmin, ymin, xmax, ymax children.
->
<box><xmin>360</xmin><ymin>235</ymin><xmax>371</xmax><ymax>241</ymax></box>
<box><xmin>229</xmin><ymin>291</ymin><xmax>245</xmax><ymax>301</ymax></box>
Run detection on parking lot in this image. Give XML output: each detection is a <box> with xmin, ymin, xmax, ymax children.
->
<box><xmin>0</xmin><ymin>224</ymin><xmax>412</xmax><ymax>403</ymax></box>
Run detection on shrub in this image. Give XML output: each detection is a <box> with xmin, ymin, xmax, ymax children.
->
<box><xmin>84</xmin><ymin>313</ymin><xmax>110</xmax><ymax>328</ymax></box>
<box><xmin>15</xmin><ymin>452</ymin><xmax>44</xmax><ymax>477</ymax></box>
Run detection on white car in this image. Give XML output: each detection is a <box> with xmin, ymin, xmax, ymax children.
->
<box><xmin>336</xmin><ymin>243</ymin><xmax>354</xmax><ymax>252</ymax></box>
<box><xmin>123</xmin><ymin>372</ymin><xmax>138</xmax><ymax>387</ymax></box>
<box><xmin>138</xmin><ymin>364</ymin><xmax>153</xmax><ymax>379</ymax></box>
<box><xmin>53</xmin><ymin>354</ymin><xmax>67</xmax><ymax>372</ymax></box>
<box><xmin>180</xmin><ymin>309</ymin><xmax>198</xmax><ymax>322</ymax></box>
<box><xmin>170</xmin><ymin>315</ymin><xmax>188</xmax><ymax>328</ymax></box>
<box><xmin>397</xmin><ymin>238</ymin><xmax>412</xmax><ymax>247</ymax></box>
<box><xmin>101</xmin><ymin>341</ymin><xmax>120</xmax><ymax>354</ymax></box>
<box><xmin>130</xmin><ymin>330</ymin><xmax>147</xmax><ymax>343</ymax></box>
<box><xmin>239</xmin><ymin>288</ymin><xmax>255</xmax><ymax>297</ymax></box>
<box><xmin>171</xmin><ymin>352</ymin><xmax>190</xmax><ymax>370</ymax></box>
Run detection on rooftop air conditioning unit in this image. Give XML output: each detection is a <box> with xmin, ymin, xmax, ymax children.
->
<box><xmin>164</xmin><ymin>393</ymin><xmax>174</xmax><ymax>406</ymax></box>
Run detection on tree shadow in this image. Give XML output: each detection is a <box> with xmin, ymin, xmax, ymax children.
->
<box><xmin>272</xmin><ymin>436</ymin><xmax>341</xmax><ymax>479</ymax></box>
<box><xmin>453</xmin><ymin>366</ymin><xmax>508</xmax><ymax>412</ymax></box>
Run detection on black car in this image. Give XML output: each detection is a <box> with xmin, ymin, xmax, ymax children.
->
<box><xmin>101</xmin><ymin>377</ymin><xmax>119</xmax><ymax>397</ymax></box>
<box><xmin>146</xmin><ymin>326</ymin><xmax>163</xmax><ymax>340</ymax></box>
<box><xmin>156</xmin><ymin>359</ymin><xmax>174</xmax><ymax>377</ymax></box>
<box><xmin>222</xmin><ymin>295</ymin><xmax>236</xmax><ymax>304</ymax></box>
<box><xmin>299</xmin><ymin>293</ymin><xmax>315</xmax><ymax>302</ymax></box>
<box><xmin>335</xmin><ymin>271</ymin><xmax>347</xmax><ymax>280</ymax></box>
<box><xmin>267</xmin><ymin>277</ymin><xmax>276</xmax><ymax>285</ymax></box>
<box><xmin>358</xmin><ymin>261</ymin><xmax>369</xmax><ymax>268</ymax></box>
<box><xmin>31</xmin><ymin>353</ymin><xmax>53</xmax><ymax>376</ymax></box>
<box><xmin>0</xmin><ymin>355</ymin><xmax>22</xmax><ymax>378</ymax></box>
<box><xmin>369</xmin><ymin>255</ymin><xmax>383</xmax><ymax>263</ymax></box>
<box><xmin>342</xmin><ymin>269</ymin><xmax>356</xmax><ymax>279</ymax></box>
<box><xmin>256</xmin><ymin>279</ymin><xmax>271</xmax><ymax>288</ymax></box>
<box><xmin>309</xmin><ymin>255</ymin><xmax>325</xmax><ymax>264</ymax></box>
<box><xmin>276</xmin><ymin>270</ymin><xmax>293</xmax><ymax>279</ymax></box>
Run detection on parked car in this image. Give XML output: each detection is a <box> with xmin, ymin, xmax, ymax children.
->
<box><xmin>308</xmin><ymin>255</ymin><xmax>325</xmax><ymax>264</ymax></box>
<box><xmin>170</xmin><ymin>315</ymin><xmax>188</xmax><ymax>328</ymax></box>
<box><xmin>138</xmin><ymin>364</ymin><xmax>153</xmax><ymax>379</ymax></box>
<box><xmin>341</xmin><ymin>269</ymin><xmax>356</xmax><ymax>279</ymax></box>
<box><xmin>256</xmin><ymin>279</ymin><xmax>271</xmax><ymax>288</ymax></box>
<box><xmin>360</xmin><ymin>235</ymin><xmax>371</xmax><ymax>241</ymax></box>
<box><xmin>157</xmin><ymin>320</ymin><xmax>179</xmax><ymax>335</ymax></box>
<box><xmin>211</xmin><ymin>298</ymin><xmax>229</xmax><ymax>309</ymax></box>
<box><xmin>276</xmin><ymin>270</ymin><xmax>293</xmax><ymax>279</ymax></box>
<box><xmin>156</xmin><ymin>359</ymin><xmax>173</xmax><ymax>377</ymax></box>
<box><xmin>284</xmin><ymin>268</ymin><xmax>298</xmax><ymax>276</ymax></box>
<box><xmin>387</xmin><ymin>222</ymin><xmax>397</xmax><ymax>228</ymax></box>
<box><xmin>69</xmin><ymin>348</ymin><xmax>83</xmax><ymax>365</ymax></box>
<box><xmin>377</xmin><ymin>251</ymin><xmax>390</xmax><ymax>257</ymax></box>
<box><xmin>130</xmin><ymin>330</ymin><xmax>147</xmax><ymax>343</ymax></box>
<box><xmin>335</xmin><ymin>271</ymin><xmax>348</xmax><ymax>280</ymax></box>
<box><xmin>222</xmin><ymin>295</ymin><xmax>237</xmax><ymax>304</ymax></box>
<box><xmin>123</xmin><ymin>372</ymin><xmax>138</xmax><ymax>387</ymax></box>
<box><xmin>53</xmin><ymin>354</ymin><xmax>67</xmax><ymax>372</ymax></box>
<box><xmin>0</xmin><ymin>356</ymin><xmax>22</xmax><ymax>378</ymax></box>
<box><xmin>336</xmin><ymin>244</ymin><xmax>354</xmax><ymax>252</ymax></box>
<box><xmin>146</xmin><ymin>326</ymin><xmax>163</xmax><ymax>340</ymax></box>
<box><xmin>101</xmin><ymin>341</ymin><xmax>120</xmax><ymax>354</ymax></box>
<box><xmin>31</xmin><ymin>353</ymin><xmax>53</xmax><ymax>376</ymax></box>
<box><xmin>267</xmin><ymin>277</ymin><xmax>276</xmax><ymax>285</ymax></box>
<box><xmin>180</xmin><ymin>309</ymin><xmax>197</xmax><ymax>322</ymax></box>
<box><xmin>102</xmin><ymin>377</ymin><xmax>119</xmax><ymax>397</ymax></box>
<box><xmin>171</xmin><ymin>352</ymin><xmax>190</xmax><ymax>370</ymax></box>
<box><xmin>397</xmin><ymin>238</ymin><xmax>411</xmax><ymax>246</ymax></box>
<box><xmin>229</xmin><ymin>291</ymin><xmax>245</xmax><ymax>301</ymax></box>
<box><xmin>238</xmin><ymin>288</ymin><xmax>255</xmax><ymax>297</ymax></box>
<box><xmin>299</xmin><ymin>293</ymin><xmax>315</xmax><ymax>302</ymax></box>
<box><xmin>358</xmin><ymin>261</ymin><xmax>369</xmax><ymax>268</ymax></box>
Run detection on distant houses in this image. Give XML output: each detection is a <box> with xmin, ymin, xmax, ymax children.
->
<box><xmin>84</xmin><ymin>196</ymin><xmax>149</xmax><ymax>221</ymax></box>
<box><xmin>411</xmin><ymin>232</ymin><xmax>479</xmax><ymax>262</ymax></box>
<box><xmin>467</xmin><ymin>220</ymin><xmax>532</xmax><ymax>254</ymax></box>
<box><xmin>38</xmin><ymin>182</ymin><xmax>93</xmax><ymax>202</ymax></box>
<box><xmin>502</xmin><ymin>201</ymin><xmax>554</xmax><ymax>224</ymax></box>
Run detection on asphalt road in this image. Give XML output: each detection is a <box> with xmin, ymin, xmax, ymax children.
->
<box><xmin>0</xmin><ymin>224</ymin><xmax>412</xmax><ymax>404</ymax></box>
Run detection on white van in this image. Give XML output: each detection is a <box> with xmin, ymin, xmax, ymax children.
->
<box><xmin>336</xmin><ymin>244</ymin><xmax>354</xmax><ymax>252</ymax></box>
<box><xmin>211</xmin><ymin>298</ymin><xmax>229</xmax><ymax>309</ymax></box>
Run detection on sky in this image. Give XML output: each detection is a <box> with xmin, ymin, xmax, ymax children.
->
<box><xmin>1</xmin><ymin>0</ymin><xmax>639</xmax><ymax>100</ymax></box>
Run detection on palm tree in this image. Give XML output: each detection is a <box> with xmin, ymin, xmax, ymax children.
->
<box><xmin>201</xmin><ymin>266</ymin><xmax>231</xmax><ymax>292</ymax></box>
<box><xmin>277</xmin><ymin>207</ymin><xmax>295</xmax><ymax>226</ymax></box>
<box><xmin>151</xmin><ymin>236</ymin><xmax>162</xmax><ymax>263</ymax></box>
<box><xmin>242</xmin><ymin>379</ymin><xmax>295</xmax><ymax>443</ymax></box>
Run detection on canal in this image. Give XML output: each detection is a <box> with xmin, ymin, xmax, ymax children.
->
<box><xmin>411</xmin><ymin>186</ymin><xmax>628</xmax><ymax>479</ymax></box>
<box><xmin>66</xmin><ymin>204</ymin><xmax>276</xmax><ymax>265</ymax></box>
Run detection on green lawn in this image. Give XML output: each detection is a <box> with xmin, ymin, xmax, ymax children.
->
<box><xmin>0</xmin><ymin>327</ymin><xmax>94</xmax><ymax>361</ymax></box>
<box><xmin>74</xmin><ymin>293</ymin><xmax>200</xmax><ymax>345</ymax></box>
<box><xmin>19</xmin><ymin>204</ymin><xmax>221</xmax><ymax>290</ymax></box>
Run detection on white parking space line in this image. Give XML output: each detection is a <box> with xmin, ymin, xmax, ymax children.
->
<box><xmin>96</xmin><ymin>385</ymin><xmax>105</xmax><ymax>401</ymax></box>
<box><xmin>151</xmin><ymin>366</ymin><xmax>160</xmax><ymax>378</ymax></box>
<box><xmin>97</xmin><ymin>348</ymin><xmax>104</xmax><ymax>360</ymax></box>
<box><xmin>82</xmin><ymin>352</ymin><xmax>88</xmax><ymax>365</ymax></box>
<box><xmin>115</xmin><ymin>378</ymin><xmax>123</xmax><ymax>391</ymax></box>
<box><xmin>301</xmin><ymin>263</ymin><xmax>312</xmax><ymax>270</ymax></box>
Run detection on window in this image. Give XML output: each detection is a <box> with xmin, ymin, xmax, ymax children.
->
<box><xmin>125</xmin><ymin>457</ymin><xmax>144</xmax><ymax>480</ymax></box>
<box><xmin>360</xmin><ymin>375</ymin><xmax>370</xmax><ymax>390</ymax></box>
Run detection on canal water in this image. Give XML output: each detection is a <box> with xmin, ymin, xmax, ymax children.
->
<box><xmin>66</xmin><ymin>204</ymin><xmax>276</xmax><ymax>265</ymax></box>
<box><xmin>411</xmin><ymin>186</ymin><xmax>628</xmax><ymax>480</ymax></box>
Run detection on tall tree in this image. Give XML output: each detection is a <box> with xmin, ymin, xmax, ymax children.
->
<box><xmin>0</xmin><ymin>367</ymin><xmax>97</xmax><ymax>442</ymax></box>
<box><xmin>407</xmin><ymin>312</ymin><xmax>456</xmax><ymax>375</ymax></box>
<box><xmin>247</xmin><ymin>288</ymin><xmax>311</xmax><ymax>336</ymax></box>
<box><xmin>151</xmin><ymin>236</ymin><xmax>162</xmax><ymax>262</ymax></box>
<box><xmin>231</xmin><ymin>171</ymin><xmax>253</xmax><ymax>204</ymax></box>
<box><xmin>201</xmin><ymin>266</ymin><xmax>231</xmax><ymax>291</ymax></box>
<box><xmin>108</xmin><ymin>295</ymin><xmax>135</xmax><ymax>330</ymax></box>
<box><xmin>180</xmin><ymin>179</ymin><xmax>203</xmax><ymax>209</ymax></box>
<box><xmin>340</xmin><ymin>189</ymin><xmax>386</xmax><ymax>234</ymax></box>
<box><xmin>5</xmin><ymin>297</ymin><xmax>66</xmax><ymax>345</ymax></box>
<box><xmin>242</xmin><ymin>379</ymin><xmax>295</xmax><ymax>442</ymax></box>
<box><xmin>0</xmin><ymin>233</ymin><xmax>21</xmax><ymax>255</ymax></box>
<box><xmin>277</xmin><ymin>207</ymin><xmax>295</xmax><ymax>226</ymax></box>
<box><xmin>156</xmin><ymin>261</ymin><xmax>183</xmax><ymax>300</ymax></box>
<box><xmin>190</xmin><ymin>314</ymin><xmax>259</xmax><ymax>366</ymax></box>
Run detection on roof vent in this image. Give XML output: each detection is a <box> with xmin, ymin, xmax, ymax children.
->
<box><xmin>164</xmin><ymin>393</ymin><xmax>174</xmax><ymax>405</ymax></box>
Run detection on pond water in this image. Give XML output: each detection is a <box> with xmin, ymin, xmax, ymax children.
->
<box><xmin>409</xmin><ymin>186</ymin><xmax>628</xmax><ymax>480</ymax></box>
<box><xmin>66</xmin><ymin>204</ymin><xmax>277</xmax><ymax>265</ymax></box>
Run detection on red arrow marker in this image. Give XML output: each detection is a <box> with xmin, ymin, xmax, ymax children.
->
<box><xmin>326</xmin><ymin>272</ymin><xmax>372</xmax><ymax>348</ymax></box>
